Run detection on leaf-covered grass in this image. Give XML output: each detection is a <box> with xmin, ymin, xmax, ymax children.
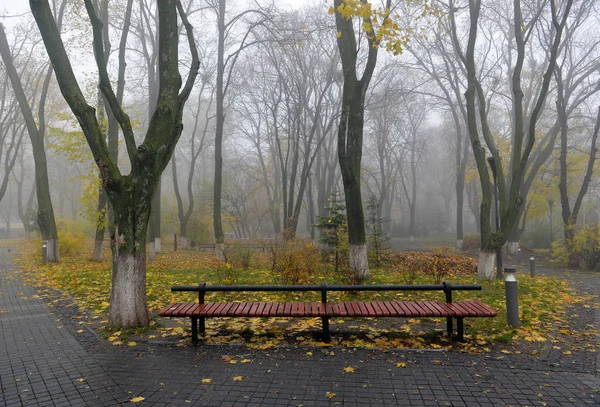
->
<box><xmin>13</xmin><ymin>238</ymin><xmax>589</xmax><ymax>352</ymax></box>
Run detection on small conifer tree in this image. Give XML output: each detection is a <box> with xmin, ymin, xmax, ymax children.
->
<box><xmin>366</xmin><ymin>195</ymin><xmax>389</xmax><ymax>267</ymax></box>
<box><xmin>315</xmin><ymin>190</ymin><xmax>347</xmax><ymax>273</ymax></box>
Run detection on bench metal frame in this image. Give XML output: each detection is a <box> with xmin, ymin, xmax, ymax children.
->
<box><xmin>160</xmin><ymin>282</ymin><xmax>496</xmax><ymax>342</ymax></box>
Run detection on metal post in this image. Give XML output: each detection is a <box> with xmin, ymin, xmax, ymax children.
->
<box><xmin>504</xmin><ymin>267</ymin><xmax>520</xmax><ymax>327</ymax></box>
<box><xmin>42</xmin><ymin>240</ymin><xmax>48</xmax><ymax>264</ymax></box>
<box><xmin>548</xmin><ymin>199</ymin><xmax>554</xmax><ymax>244</ymax></box>
<box><xmin>529</xmin><ymin>257</ymin><xmax>535</xmax><ymax>277</ymax></box>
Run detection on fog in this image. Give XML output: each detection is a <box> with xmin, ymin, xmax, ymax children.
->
<box><xmin>0</xmin><ymin>0</ymin><xmax>598</xmax><ymax>257</ymax></box>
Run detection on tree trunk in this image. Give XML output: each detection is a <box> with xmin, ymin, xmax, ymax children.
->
<box><xmin>0</xmin><ymin>23</ymin><xmax>60</xmax><ymax>262</ymax></box>
<box><xmin>213</xmin><ymin>0</ymin><xmax>226</xmax><ymax>245</ymax></box>
<box><xmin>477</xmin><ymin>250</ymin><xmax>496</xmax><ymax>280</ymax></box>
<box><xmin>109</xmin><ymin>203</ymin><xmax>151</xmax><ymax>327</ymax></box>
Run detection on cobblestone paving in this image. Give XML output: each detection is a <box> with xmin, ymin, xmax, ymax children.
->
<box><xmin>1</xmin><ymin>247</ymin><xmax>599</xmax><ymax>406</ymax></box>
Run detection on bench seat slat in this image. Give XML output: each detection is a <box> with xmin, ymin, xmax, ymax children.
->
<box><xmin>419</xmin><ymin>301</ymin><xmax>441</xmax><ymax>317</ymax></box>
<box><xmin>385</xmin><ymin>301</ymin><xmax>407</xmax><ymax>317</ymax></box>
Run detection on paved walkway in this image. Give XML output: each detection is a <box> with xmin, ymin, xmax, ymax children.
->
<box><xmin>1</xmin><ymin>247</ymin><xmax>599</xmax><ymax>406</ymax></box>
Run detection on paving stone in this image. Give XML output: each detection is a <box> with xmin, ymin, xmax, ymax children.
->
<box><xmin>2</xmin><ymin>247</ymin><xmax>600</xmax><ymax>406</ymax></box>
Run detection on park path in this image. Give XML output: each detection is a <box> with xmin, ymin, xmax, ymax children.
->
<box><xmin>1</xmin><ymin>246</ymin><xmax>599</xmax><ymax>406</ymax></box>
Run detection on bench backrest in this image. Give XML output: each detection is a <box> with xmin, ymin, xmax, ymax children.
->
<box><xmin>171</xmin><ymin>282</ymin><xmax>482</xmax><ymax>305</ymax></box>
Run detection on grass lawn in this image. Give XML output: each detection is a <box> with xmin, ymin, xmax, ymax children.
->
<box><xmin>11</xmin><ymin>238</ymin><xmax>590</xmax><ymax>353</ymax></box>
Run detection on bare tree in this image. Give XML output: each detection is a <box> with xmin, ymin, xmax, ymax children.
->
<box><xmin>0</xmin><ymin>0</ymin><xmax>67</xmax><ymax>262</ymax></box>
<box><xmin>456</xmin><ymin>0</ymin><xmax>573</xmax><ymax>279</ymax></box>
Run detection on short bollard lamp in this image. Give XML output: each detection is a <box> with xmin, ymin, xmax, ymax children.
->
<box><xmin>42</xmin><ymin>240</ymin><xmax>48</xmax><ymax>264</ymax></box>
<box><xmin>504</xmin><ymin>267</ymin><xmax>520</xmax><ymax>327</ymax></box>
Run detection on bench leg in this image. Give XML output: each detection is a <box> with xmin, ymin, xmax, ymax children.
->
<box><xmin>456</xmin><ymin>317</ymin><xmax>464</xmax><ymax>342</ymax></box>
<box><xmin>191</xmin><ymin>317</ymin><xmax>198</xmax><ymax>343</ymax></box>
<box><xmin>446</xmin><ymin>317</ymin><xmax>453</xmax><ymax>337</ymax></box>
<box><xmin>321</xmin><ymin>317</ymin><xmax>330</xmax><ymax>343</ymax></box>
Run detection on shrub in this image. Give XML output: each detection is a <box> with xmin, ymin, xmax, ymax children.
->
<box><xmin>461</xmin><ymin>234</ymin><xmax>480</xmax><ymax>252</ymax></box>
<box><xmin>390</xmin><ymin>251</ymin><xmax>477</xmax><ymax>279</ymax></box>
<box><xmin>552</xmin><ymin>225</ymin><xmax>600</xmax><ymax>270</ymax></box>
<box><xmin>214</xmin><ymin>262</ymin><xmax>238</xmax><ymax>285</ymax></box>
<box><xmin>225</xmin><ymin>242</ymin><xmax>253</xmax><ymax>269</ymax></box>
<box><xmin>58</xmin><ymin>230</ymin><xmax>87</xmax><ymax>257</ymax></box>
<box><xmin>269</xmin><ymin>238</ymin><xmax>320</xmax><ymax>285</ymax></box>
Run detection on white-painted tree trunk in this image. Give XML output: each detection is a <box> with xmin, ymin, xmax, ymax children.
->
<box><xmin>93</xmin><ymin>238</ymin><xmax>103</xmax><ymax>261</ymax></box>
<box><xmin>108</xmin><ymin>252</ymin><xmax>151</xmax><ymax>328</ymax></box>
<box><xmin>477</xmin><ymin>250</ymin><xmax>496</xmax><ymax>280</ymax></box>
<box><xmin>154</xmin><ymin>237</ymin><xmax>161</xmax><ymax>253</ymax></box>
<box><xmin>455</xmin><ymin>239</ymin><xmax>464</xmax><ymax>252</ymax></box>
<box><xmin>349</xmin><ymin>243</ymin><xmax>369</xmax><ymax>280</ymax></box>
<box><xmin>181</xmin><ymin>236</ymin><xmax>188</xmax><ymax>250</ymax></box>
<box><xmin>46</xmin><ymin>238</ymin><xmax>59</xmax><ymax>263</ymax></box>
<box><xmin>216</xmin><ymin>242</ymin><xmax>225</xmax><ymax>261</ymax></box>
<box><xmin>507</xmin><ymin>241</ymin><xmax>519</xmax><ymax>256</ymax></box>
<box><xmin>149</xmin><ymin>241</ymin><xmax>156</xmax><ymax>260</ymax></box>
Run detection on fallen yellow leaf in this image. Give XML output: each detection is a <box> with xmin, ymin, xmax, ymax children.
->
<box><xmin>396</xmin><ymin>362</ymin><xmax>406</xmax><ymax>368</ymax></box>
<box><xmin>326</xmin><ymin>392</ymin><xmax>336</xmax><ymax>399</ymax></box>
<box><xmin>343</xmin><ymin>366</ymin><xmax>356</xmax><ymax>373</ymax></box>
<box><xmin>128</xmin><ymin>342</ymin><xmax>137</xmax><ymax>347</ymax></box>
<box><xmin>201</xmin><ymin>378</ymin><xmax>212</xmax><ymax>383</ymax></box>
<box><xmin>233</xmin><ymin>376</ymin><xmax>244</xmax><ymax>381</ymax></box>
<box><xmin>131</xmin><ymin>396</ymin><xmax>145</xmax><ymax>403</ymax></box>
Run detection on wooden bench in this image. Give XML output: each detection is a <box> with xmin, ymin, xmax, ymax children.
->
<box><xmin>158</xmin><ymin>282</ymin><xmax>497</xmax><ymax>342</ymax></box>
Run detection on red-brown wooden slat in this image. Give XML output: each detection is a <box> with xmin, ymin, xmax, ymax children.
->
<box><xmin>467</xmin><ymin>301</ymin><xmax>492</xmax><ymax>316</ymax></box>
<box><xmin>468</xmin><ymin>300</ymin><xmax>497</xmax><ymax>316</ymax></box>
<box><xmin>228</xmin><ymin>302</ymin><xmax>244</xmax><ymax>317</ymax></box>
<box><xmin>459</xmin><ymin>301</ymin><xmax>481</xmax><ymax>316</ymax></box>
<box><xmin>260</xmin><ymin>302</ymin><xmax>273</xmax><ymax>317</ymax></box>
<box><xmin>429</xmin><ymin>301</ymin><xmax>454</xmax><ymax>317</ymax></box>
<box><xmin>284</xmin><ymin>302</ymin><xmax>293</xmax><ymax>316</ymax></box>
<box><xmin>184</xmin><ymin>303</ymin><xmax>200</xmax><ymax>317</ymax></box>
<box><xmin>158</xmin><ymin>303</ymin><xmax>177</xmax><ymax>317</ymax></box>
<box><xmin>271</xmin><ymin>303</ymin><xmax>282</xmax><ymax>317</ymax></box>
<box><xmin>252</xmin><ymin>302</ymin><xmax>266</xmax><ymax>317</ymax></box>
<box><xmin>258</xmin><ymin>302</ymin><xmax>270</xmax><ymax>317</ymax></box>
<box><xmin>246</xmin><ymin>302</ymin><xmax>260</xmax><ymax>317</ymax></box>
<box><xmin>381</xmin><ymin>301</ymin><xmax>397</xmax><ymax>316</ymax></box>
<box><xmin>369</xmin><ymin>301</ymin><xmax>384</xmax><ymax>317</ymax></box>
<box><xmin>363</xmin><ymin>302</ymin><xmax>377</xmax><ymax>317</ymax></box>
<box><xmin>335</xmin><ymin>302</ymin><xmax>347</xmax><ymax>317</ymax></box>
<box><xmin>174</xmin><ymin>303</ymin><xmax>193</xmax><ymax>317</ymax></box>
<box><xmin>461</xmin><ymin>301</ymin><xmax>483</xmax><ymax>316</ymax></box>
<box><xmin>459</xmin><ymin>301</ymin><xmax>482</xmax><ymax>316</ymax></box>
<box><xmin>223</xmin><ymin>302</ymin><xmax>238</xmax><ymax>317</ymax></box>
<box><xmin>348</xmin><ymin>302</ymin><xmax>362</xmax><ymax>317</ymax></box>
<box><xmin>386</xmin><ymin>301</ymin><xmax>407</xmax><ymax>317</ymax></box>
<box><xmin>378</xmin><ymin>301</ymin><xmax>396</xmax><ymax>316</ymax></box>
<box><xmin>236</xmin><ymin>302</ymin><xmax>251</xmax><ymax>317</ymax></box>
<box><xmin>213</xmin><ymin>302</ymin><xmax>232</xmax><ymax>316</ymax></box>
<box><xmin>298</xmin><ymin>302</ymin><xmax>306</xmax><ymax>317</ymax></box>
<box><xmin>404</xmin><ymin>301</ymin><xmax>423</xmax><ymax>316</ymax></box>
<box><xmin>384</xmin><ymin>301</ymin><xmax>403</xmax><ymax>316</ymax></box>
<box><xmin>418</xmin><ymin>301</ymin><xmax>440</xmax><ymax>317</ymax></box>
<box><xmin>217</xmin><ymin>302</ymin><xmax>233</xmax><ymax>316</ymax></box>
<box><xmin>291</xmin><ymin>302</ymin><xmax>299</xmax><ymax>317</ymax></box>
<box><xmin>398</xmin><ymin>301</ymin><xmax>418</xmax><ymax>318</ymax></box>
<box><xmin>448</xmin><ymin>302</ymin><xmax>470</xmax><ymax>317</ymax></box>
<box><xmin>415</xmin><ymin>301</ymin><xmax>435</xmax><ymax>317</ymax></box>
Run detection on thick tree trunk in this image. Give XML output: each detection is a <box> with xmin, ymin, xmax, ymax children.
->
<box><xmin>349</xmin><ymin>243</ymin><xmax>368</xmax><ymax>280</ymax></box>
<box><xmin>109</xmin><ymin>248</ymin><xmax>150</xmax><ymax>327</ymax></box>
<box><xmin>477</xmin><ymin>250</ymin><xmax>496</xmax><ymax>280</ymax></box>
